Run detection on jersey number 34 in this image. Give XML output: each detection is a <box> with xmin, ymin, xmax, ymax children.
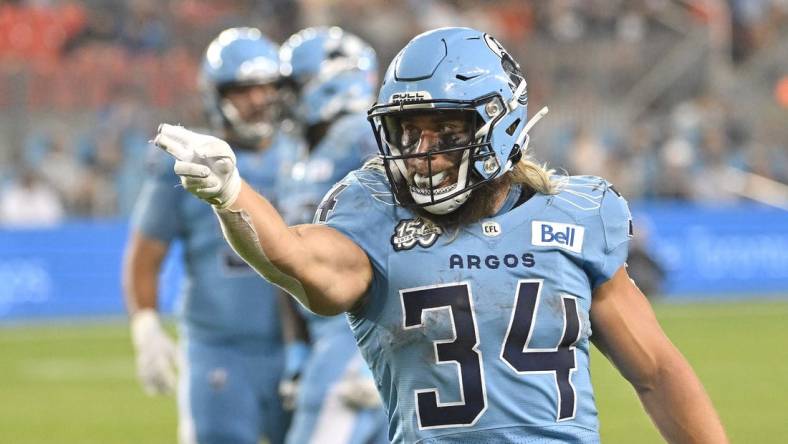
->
<box><xmin>401</xmin><ymin>279</ymin><xmax>581</xmax><ymax>429</ymax></box>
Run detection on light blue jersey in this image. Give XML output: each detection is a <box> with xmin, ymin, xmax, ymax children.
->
<box><xmin>278</xmin><ymin>113</ymin><xmax>378</xmax><ymax>230</ymax></box>
<box><xmin>132</xmin><ymin>131</ymin><xmax>296</xmax><ymax>444</ymax></box>
<box><xmin>277</xmin><ymin>114</ymin><xmax>388</xmax><ymax>444</ymax></box>
<box><xmin>318</xmin><ymin>165</ymin><xmax>632</xmax><ymax>444</ymax></box>
<box><xmin>277</xmin><ymin>113</ymin><xmax>378</xmax><ymax>341</ymax></box>
<box><xmin>134</xmin><ymin>134</ymin><xmax>288</xmax><ymax>342</ymax></box>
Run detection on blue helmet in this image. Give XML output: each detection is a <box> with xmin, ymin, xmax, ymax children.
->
<box><xmin>368</xmin><ymin>27</ymin><xmax>532</xmax><ymax>214</ymax></box>
<box><xmin>280</xmin><ymin>26</ymin><xmax>378</xmax><ymax>127</ymax></box>
<box><xmin>199</xmin><ymin>27</ymin><xmax>282</xmax><ymax>143</ymax></box>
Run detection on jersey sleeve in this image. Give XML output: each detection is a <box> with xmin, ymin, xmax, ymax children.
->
<box><xmin>584</xmin><ymin>182</ymin><xmax>632</xmax><ymax>289</ymax></box>
<box><xmin>313</xmin><ymin>168</ymin><xmax>394</xmax><ymax>271</ymax></box>
<box><xmin>129</xmin><ymin>147</ymin><xmax>183</xmax><ymax>243</ymax></box>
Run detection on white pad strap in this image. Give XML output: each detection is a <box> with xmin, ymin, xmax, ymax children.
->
<box><xmin>515</xmin><ymin>106</ymin><xmax>549</xmax><ymax>151</ymax></box>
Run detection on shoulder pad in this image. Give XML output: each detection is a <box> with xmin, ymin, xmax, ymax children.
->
<box><xmin>551</xmin><ymin>175</ymin><xmax>610</xmax><ymax>214</ymax></box>
<box><xmin>557</xmin><ymin>176</ymin><xmax>631</xmax><ymax>288</ymax></box>
<box><xmin>314</xmin><ymin>165</ymin><xmax>394</xmax><ymax>225</ymax></box>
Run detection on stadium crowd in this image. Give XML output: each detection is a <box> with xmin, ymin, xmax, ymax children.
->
<box><xmin>1</xmin><ymin>0</ymin><xmax>786</xmax><ymax>224</ymax></box>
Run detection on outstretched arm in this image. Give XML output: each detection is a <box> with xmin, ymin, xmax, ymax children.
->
<box><xmin>154</xmin><ymin>124</ymin><xmax>371</xmax><ymax>315</ymax></box>
<box><xmin>591</xmin><ymin>266</ymin><xmax>728</xmax><ymax>444</ymax></box>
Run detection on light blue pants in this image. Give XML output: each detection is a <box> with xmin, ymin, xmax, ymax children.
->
<box><xmin>178</xmin><ymin>337</ymin><xmax>290</xmax><ymax>444</ymax></box>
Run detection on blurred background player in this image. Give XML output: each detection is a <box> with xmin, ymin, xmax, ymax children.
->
<box><xmin>122</xmin><ymin>27</ymin><xmax>293</xmax><ymax>444</ymax></box>
<box><xmin>275</xmin><ymin>26</ymin><xmax>389</xmax><ymax>444</ymax></box>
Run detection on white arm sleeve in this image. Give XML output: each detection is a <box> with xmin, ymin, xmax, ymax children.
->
<box><xmin>214</xmin><ymin>207</ymin><xmax>310</xmax><ymax>310</ymax></box>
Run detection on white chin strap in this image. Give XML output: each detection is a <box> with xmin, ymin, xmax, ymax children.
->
<box><xmin>420</xmin><ymin>186</ymin><xmax>473</xmax><ymax>215</ymax></box>
<box><xmin>221</xmin><ymin>99</ymin><xmax>274</xmax><ymax>142</ymax></box>
<box><xmin>515</xmin><ymin>106</ymin><xmax>549</xmax><ymax>154</ymax></box>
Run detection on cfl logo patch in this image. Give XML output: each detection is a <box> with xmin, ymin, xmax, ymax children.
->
<box><xmin>482</xmin><ymin>221</ymin><xmax>501</xmax><ymax>237</ymax></box>
<box><xmin>531</xmin><ymin>221</ymin><xmax>585</xmax><ymax>254</ymax></box>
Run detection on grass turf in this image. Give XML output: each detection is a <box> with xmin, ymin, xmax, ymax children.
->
<box><xmin>1</xmin><ymin>300</ymin><xmax>786</xmax><ymax>443</ymax></box>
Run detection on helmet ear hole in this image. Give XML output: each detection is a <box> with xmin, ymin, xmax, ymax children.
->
<box><xmin>505</xmin><ymin>118</ymin><xmax>521</xmax><ymax>136</ymax></box>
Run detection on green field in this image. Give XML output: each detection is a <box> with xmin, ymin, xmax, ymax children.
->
<box><xmin>1</xmin><ymin>300</ymin><xmax>787</xmax><ymax>443</ymax></box>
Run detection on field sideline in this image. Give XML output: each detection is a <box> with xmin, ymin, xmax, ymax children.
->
<box><xmin>1</xmin><ymin>300</ymin><xmax>787</xmax><ymax>443</ymax></box>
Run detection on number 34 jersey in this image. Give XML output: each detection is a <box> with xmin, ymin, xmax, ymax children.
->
<box><xmin>317</xmin><ymin>166</ymin><xmax>632</xmax><ymax>444</ymax></box>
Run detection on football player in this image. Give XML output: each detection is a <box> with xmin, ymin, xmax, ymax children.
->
<box><xmin>123</xmin><ymin>27</ymin><xmax>293</xmax><ymax>444</ymax></box>
<box><xmin>152</xmin><ymin>27</ymin><xmax>728</xmax><ymax>443</ymax></box>
<box><xmin>276</xmin><ymin>26</ymin><xmax>388</xmax><ymax>444</ymax></box>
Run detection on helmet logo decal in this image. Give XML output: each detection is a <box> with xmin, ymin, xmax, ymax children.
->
<box><xmin>483</xmin><ymin>34</ymin><xmax>507</xmax><ymax>59</ymax></box>
<box><xmin>483</xmin><ymin>34</ymin><xmax>527</xmax><ymax>106</ymax></box>
<box><xmin>390</xmin><ymin>91</ymin><xmax>432</xmax><ymax>103</ymax></box>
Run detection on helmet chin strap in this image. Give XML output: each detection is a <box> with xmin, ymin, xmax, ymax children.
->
<box><xmin>516</xmin><ymin>106</ymin><xmax>549</xmax><ymax>153</ymax></box>
<box><xmin>504</xmin><ymin>106</ymin><xmax>549</xmax><ymax>172</ymax></box>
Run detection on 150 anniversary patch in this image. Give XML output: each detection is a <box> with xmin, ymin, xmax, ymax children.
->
<box><xmin>391</xmin><ymin>218</ymin><xmax>442</xmax><ymax>251</ymax></box>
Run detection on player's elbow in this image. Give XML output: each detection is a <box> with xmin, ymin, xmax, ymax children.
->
<box><xmin>625</xmin><ymin>362</ymin><xmax>661</xmax><ymax>394</ymax></box>
<box><xmin>300</xmin><ymin>279</ymin><xmax>366</xmax><ymax>316</ymax></box>
<box><xmin>302</xmin><ymin>297</ymin><xmax>346</xmax><ymax>316</ymax></box>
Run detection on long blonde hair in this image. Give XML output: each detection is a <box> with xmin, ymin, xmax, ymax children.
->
<box><xmin>507</xmin><ymin>154</ymin><xmax>563</xmax><ymax>195</ymax></box>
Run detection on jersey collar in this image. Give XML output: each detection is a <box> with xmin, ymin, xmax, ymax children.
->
<box><xmin>492</xmin><ymin>183</ymin><xmax>523</xmax><ymax>217</ymax></box>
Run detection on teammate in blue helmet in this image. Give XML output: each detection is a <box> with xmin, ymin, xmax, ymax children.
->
<box><xmin>280</xmin><ymin>26</ymin><xmax>378</xmax><ymax>147</ymax></box>
<box><xmin>201</xmin><ymin>27</ymin><xmax>283</xmax><ymax>148</ymax></box>
<box><xmin>124</xmin><ymin>27</ymin><xmax>293</xmax><ymax>444</ymax></box>
<box><xmin>153</xmin><ymin>27</ymin><xmax>727</xmax><ymax>443</ymax></box>
<box><xmin>276</xmin><ymin>26</ymin><xmax>388</xmax><ymax>444</ymax></box>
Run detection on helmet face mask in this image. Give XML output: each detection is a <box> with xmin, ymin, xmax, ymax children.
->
<box><xmin>367</xmin><ymin>27</ymin><xmax>529</xmax><ymax>215</ymax></box>
<box><xmin>372</xmin><ymin>105</ymin><xmax>499</xmax><ymax>214</ymax></box>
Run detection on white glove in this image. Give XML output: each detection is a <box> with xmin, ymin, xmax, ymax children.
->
<box><xmin>130</xmin><ymin>309</ymin><xmax>178</xmax><ymax>396</ymax></box>
<box><xmin>335</xmin><ymin>366</ymin><xmax>382</xmax><ymax>409</ymax></box>
<box><xmin>278</xmin><ymin>377</ymin><xmax>300</xmax><ymax>412</ymax></box>
<box><xmin>153</xmin><ymin>123</ymin><xmax>242</xmax><ymax>209</ymax></box>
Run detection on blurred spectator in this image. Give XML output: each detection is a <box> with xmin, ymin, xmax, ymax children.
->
<box><xmin>75</xmin><ymin>86</ymin><xmax>155</xmax><ymax>217</ymax></box>
<box><xmin>60</xmin><ymin>5</ymin><xmax>119</xmax><ymax>54</ymax></box>
<box><xmin>691</xmin><ymin>126</ymin><xmax>739</xmax><ymax>203</ymax></box>
<box><xmin>729</xmin><ymin>0</ymin><xmax>772</xmax><ymax>63</ymax></box>
<box><xmin>0</xmin><ymin>0</ymin><xmax>86</xmax><ymax>64</ymax></box>
<box><xmin>654</xmin><ymin>137</ymin><xmax>695</xmax><ymax>199</ymax></box>
<box><xmin>566</xmin><ymin>125</ymin><xmax>610</xmax><ymax>177</ymax></box>
<box><xmin>0</xmin><ymin>168</ymin><xmax>64</xmax><ymax>227</ymax></box>
<box><xmin>35</xmin><ymin>128</ymin><xmax>87</xmax><ymax>211</ymax></box>
<box><xmin>118</xmin><ymin>0</ymin><xmax>169</xmax><ymax>54</ymax></box>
